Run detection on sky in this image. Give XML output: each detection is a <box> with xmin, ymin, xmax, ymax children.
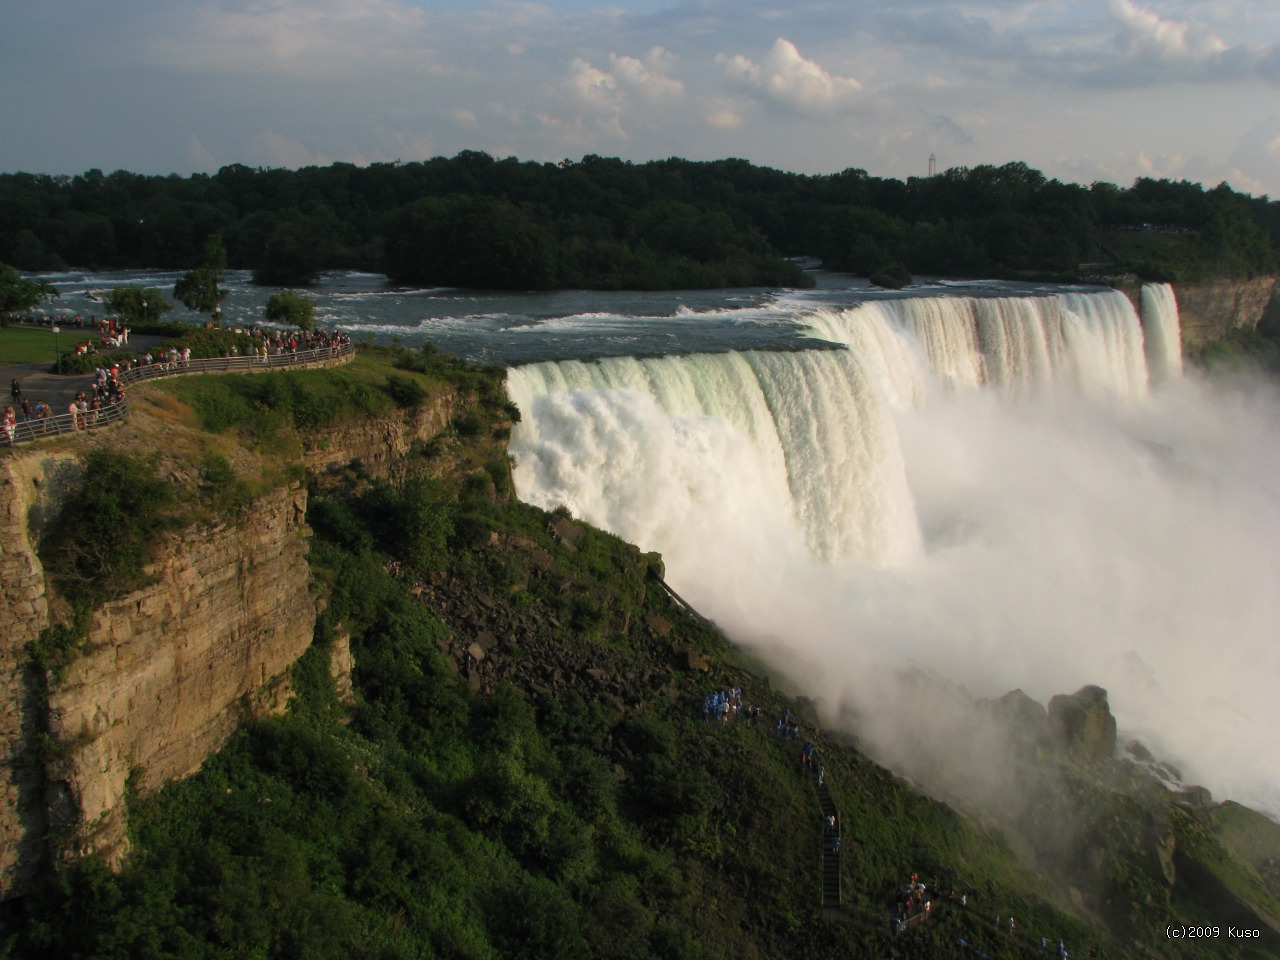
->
<box><xmin>1</xmin><ymin>0</ymin><xmax>1278</xmax><ymax>196</ymax></box>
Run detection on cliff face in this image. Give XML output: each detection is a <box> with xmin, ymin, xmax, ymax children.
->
<box><xmin>0</xmin><ymin>452</ymin><xmax>80</xmax><ymax>897</ymax></box>
<box><xmin>1168</xmin><ymin>277</ymin><xmax>1278</xmax><ymax>347</ymax></box>
<box><xmin>0</xmin><ymin>452</ymin><xmax>315</xmax><ymax>897</ymax></box>
<box><xmin>304</xmin><ymin>390</ymin><xmax>463</xmax><ymax>481</ymax></box>
<box><xmin>45</xmin><ymin>483</ymin><xmax>315</xmax><ymax>866</ymax></box>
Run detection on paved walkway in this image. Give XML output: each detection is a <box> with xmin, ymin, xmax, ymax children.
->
<box><xmin>1</xmin><ymin>334</ymin><xmax>171</xmax><ymax>411</ymax></box>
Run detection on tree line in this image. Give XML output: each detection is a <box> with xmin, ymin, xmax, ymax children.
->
<box><xmin>0</xmin><ymin>153</ymin><xmax>1276</xmax><ymax>290</ymax></box>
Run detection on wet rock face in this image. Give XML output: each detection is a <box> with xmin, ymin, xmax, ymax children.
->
<box><xmin>1047</xmin><ymin>685</ymin><xmax>1117</xmax><ymax>762</ymax></box>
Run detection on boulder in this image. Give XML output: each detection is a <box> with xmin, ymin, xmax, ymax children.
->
<box><xmin>1047</xmin><ymin>685</ymin><xmax>1117</xmax><ymax>762</ymax></box>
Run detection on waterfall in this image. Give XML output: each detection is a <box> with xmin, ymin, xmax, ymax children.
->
<box><xmin>506</xmin><ymin>286</ymin><xmax>1280</xmax><ymax>818</ymax></box>
<box><xmin>1141</xmin><ymin>283</ymin><xmax>1184</xmax><ymax>386</ymax></box>
<box><xmin>507</xmin><ymin>288</ymin><xmax>1162</xmax><ymax>574</ymax></box>
<box><xmin>505</xmin><ymin>348</ymin><xmax>922</xmax><ymax>571</ymax></box>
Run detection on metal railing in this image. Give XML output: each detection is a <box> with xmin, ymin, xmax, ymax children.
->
<box><xmin>3</xmin><ymin>341</ymin><xmax>354</xmax><ymax>448</ymax></box>
<box><xmin>115</xmin><ymin>341</ymin><xmax>353</xmax><ymax>385</ymax></box>
<box><xmin>4</xmin><ymin>396</ymin><xmax>132</xmax><ymax>444</ymax></box>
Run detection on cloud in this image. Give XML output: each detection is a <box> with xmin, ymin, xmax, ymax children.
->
<box><xmin>567</xmin><ymin>58</ymin><xmax>619</xmax><ymax>109</ymax></box>
<box><xmin>923</xmin><ymin>111</ymin><xmax>975</xmax><ymax>146</ymax></box>
<box><xmin>187</xmin><ymin>134</ymin><xmax>218</xmax><ymax>171</ymax></box>
<box><xmin>149</xmin><ymin>0</ymin><xmax>444</xmax><ymax>79</ymax></box>
<box><xmin>250</xmin><ymin>129</ymin><xmax>332</xmax><ymax>169</ymax></box>
<box><xmin>609</xmin><ymin>48</ymin><xmax>684</xmax><ymax>101</ymax></box>
<box><xmin>705</xmin><ymin>105</ymin><xmax>745</xmax><ymax>130</ymax></box>
<box><xmin>1109</xmin><ymin>0</ymin><xmax>1227</xmax><ymax>62</ymax></box>
<box><xmin>718</xmin><ymin>38</ymin><xmax>861</xmax><ymax>116</ymax></box>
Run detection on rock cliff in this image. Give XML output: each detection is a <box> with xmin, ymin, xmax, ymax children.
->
<box><xmin>0</xmin><ymin>452</ymin><xmax>80</xmax><ymax>896</ymax></box>
<box><xmin>1166</xmin><ymin>277</ymin><xmax>1277</xmax><ymax>347</ymax></box>
<box><xmin>44</xmin><ymin>483</ymin><xmax>315</xmax><ymax>869</ymax></box>
<box><xmin>303</xmin><ymin>389</ymin><xmax>463</xmax><ymax>481</ymax></box>
<box><xmin>0</xmin><ymin>449</ymin><xmax>315</xmax><ymax>898</ymax></box>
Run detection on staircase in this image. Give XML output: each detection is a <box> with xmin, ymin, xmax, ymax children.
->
<box><xmin>814</xmin><ymin>767</ymin><xmax>841</xmax><ymax>920</ymax></box>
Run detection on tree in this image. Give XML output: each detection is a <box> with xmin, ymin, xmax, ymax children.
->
<box><xmin>174</xmin><ymin>234</ymin><xmax>229</xmax><ymax>324</ymax></box>
<box><xmin>253</xmin><ymin>219</ymin><xmax>324</xmax><ymax>286</ymax></box>
<box><xmin>264</xmin><ymin>289</ymin><xmax>316</xmax><ymax>331</ymax></box>
<box><xmin>0</xmin><ymin>262</ymin><xmax>57</xmax><ymax>320</ymax></box>
<box><xmin>383</xmin><ymin>195</ymin><xmax>557</xmax><ymax>290</ymax></box>
<box><xmin>103</xmin><ymin>285</ymin><xmax>173</xmax><ymax>326</ymax></box>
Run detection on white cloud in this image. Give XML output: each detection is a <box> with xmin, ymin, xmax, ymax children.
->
<box><xmin>1109</xmin><ymin>0</ymin><xmax>1227</xmax><ymax>62</ymax></box>
<box><xmin>609</xmin><ymin>48</ymin><xmax>683</xmax><ymax>101</ymax></box>
<box><xmin>718</xmin><ymin>38</ymin><xmax>861</xmax><ymax>116</ymax></box>
<box><xmin>150</xmin><ymin>0</ymin><xmax>441</xmax><ymax>79</ymax></box>
<box><xmin>705</xmin><ymin>106</ymin><xmax>744</xmax><ymax>130</ymax></box>
<box><xmin>1134</xmin><ymin>149</ymin><xmax>1186</xmax><ymax>178</ymax></box>
<box><xmin>567</xmin><ymin>58</ymin><xmax>619</xmax><ymax>109</ymax></box>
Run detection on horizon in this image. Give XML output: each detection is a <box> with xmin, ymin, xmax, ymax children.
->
<box><xmin>1</xmin><ymin>1</ymin><xmax>1277</xmax><ymax>198</ymax></box>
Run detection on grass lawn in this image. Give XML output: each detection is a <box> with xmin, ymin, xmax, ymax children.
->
<box><xmin>0</xmin><ymin>326</ymin><xmax>64</xmax><ymax>365</ymax></box>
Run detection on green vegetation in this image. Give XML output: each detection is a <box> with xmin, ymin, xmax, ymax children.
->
<box><xmin>263</xmin><ymin>289</ymin><xmax>316</xmax><ymax>331</ymax></box>
<box><xmin>0</xmin><ymin>262</ymin><xmax>57</xmax><ymax>319</ymax></box>
<box><xmin>173</xmin><ymin>235</ymin><xmax>229</xmax><ymax>324</ymax></box>
<box><xmin>38</xmin><ymin>449</ymin><xmax>180</xmax><ymax>610</ymax></box>
<box><xmin>102</xmin><ymin>285</ymin><xmax>174</xmax><ymax>326</ymax></box>
<box><xmin>1190</xmin><ymin>301</ymin><xmax>1280</xmax><ymax>375</ymax></box>
<box><xmin>4</xmin><ymin>351</ymin><xmax>1277</xmax><ymax>959</ymax></box>
<box><xmin>3</xmin><ymin>155</ymin><xmax>1273</xmax><ymax>289</ymax></box>
<box><xmin>0</xmin><ymin>326</ymin><xmax>61</xmax><ymax>364</ymax></box>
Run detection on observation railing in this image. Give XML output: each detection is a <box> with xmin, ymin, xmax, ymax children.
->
<box><xmin>3</xmin><ymin>341</ymin><xmax>354</xmax><ymax>448</ymax></box>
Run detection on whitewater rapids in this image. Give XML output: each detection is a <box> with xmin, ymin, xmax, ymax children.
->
<box><xmin>506</xmin><ymin>285</ymin><xmax>1280</xmax><ymax>818</ymax></box>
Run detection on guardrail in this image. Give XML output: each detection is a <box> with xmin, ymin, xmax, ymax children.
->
<box><xmin>3</xmin><ymin>341</ymin><xmax>354</xmax><ymax>447</ymax></box>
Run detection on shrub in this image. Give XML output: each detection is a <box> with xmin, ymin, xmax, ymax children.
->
<box><xmin>384</xmin><ymin>373</ymin><xmax>427</xmax><ymax>408</ymax></box>
<box><xmin>40</xmin><ymin>450</ymin><xmax>178</xmax><ymax>607</ymax></box>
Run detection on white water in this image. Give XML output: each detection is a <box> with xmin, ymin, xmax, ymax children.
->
<box><xmin>1142</xmin><ymin>283</ymin><xmax>1184</xmax><ymax>386</ymax></box>
<box><xmin>507</xmin><ymin>285</ymin><xmax>1280</xmax><ymax>818</ymax></box>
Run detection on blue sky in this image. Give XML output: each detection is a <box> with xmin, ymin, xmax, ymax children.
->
<box><xmin>2</xmin><ymin>0</ymin><xmax>1277</xmax><ymax>195</ymax></box>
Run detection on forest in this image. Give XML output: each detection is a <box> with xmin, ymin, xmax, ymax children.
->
<box><xmin>0</xmin><ymin>153</ymin><xmax>1276</xmax><ymax>290</ymax></box>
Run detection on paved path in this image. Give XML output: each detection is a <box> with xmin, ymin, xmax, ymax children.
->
<box><xmin>1</xmin><ymin>334</ymin><xmax>171</xmax><ymax>411</ymax></box>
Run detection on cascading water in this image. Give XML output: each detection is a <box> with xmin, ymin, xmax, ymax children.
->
<box><xmin>1141</xmin><ymin>283</ymin><xmax>1184</xmax><ymax>386</ymax></box>
<box><xmin>507</xmin><ymin>285</ymin><xmax>1280</xmax><ymax>819</ymax></box>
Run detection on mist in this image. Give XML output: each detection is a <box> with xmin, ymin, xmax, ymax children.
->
<box><xmin>507</xmin><ymin>290</ymin><xmax>1280</xmax><ymax>821</ymax></box>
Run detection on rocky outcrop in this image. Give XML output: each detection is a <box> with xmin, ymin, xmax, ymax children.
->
<box><xmin>304</xmin><ymin>390</ymin><xmax>464</xmax><ymax>480</ymax></box>
<box><xmin>1047</xmin><ymin>685</ymin><xmax>1117</xmax><ymax>762</ymax></box>
<box><xmin>1170</xmin><ymin>277</ymin><xmax>1277</xmax><ymax>348</ymax></box>
<box><xmin>43</xmin><ymin>484</ymin><xmax>315</xmax><ymax>868</ymax></box>
<box><xmin>0</xmin><ymin>445</ymin><xmax>315</xmax><ymax>898</ymax></box>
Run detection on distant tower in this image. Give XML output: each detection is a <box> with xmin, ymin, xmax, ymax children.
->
<box><xmin>928</xmin><ymin>153</ymin><xmax>937</xmax><ymax>177</ymax></box>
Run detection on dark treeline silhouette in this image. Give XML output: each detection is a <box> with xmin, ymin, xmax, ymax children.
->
<box><xmin>1</xmin><ymin>153</ymin><xmax>1276</xmax><ymax>289</ymax></box>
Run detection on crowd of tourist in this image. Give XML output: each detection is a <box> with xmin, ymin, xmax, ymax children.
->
<box><xmin>2</xmin><ymin>324</ymin><xmax>352</xmax><ymax>446</ymax></box>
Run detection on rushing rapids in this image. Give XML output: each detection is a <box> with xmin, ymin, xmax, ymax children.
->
<box><xmin>507</xmin><ymin>284</ymin><xmax>1280</xmax><ymax>819</ymax></box>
